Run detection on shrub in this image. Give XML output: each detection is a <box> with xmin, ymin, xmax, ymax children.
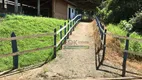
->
<box><xmin>119</xmin><ymin>20</ymin><xmax>133</xmax><ymax>31</ymax></box>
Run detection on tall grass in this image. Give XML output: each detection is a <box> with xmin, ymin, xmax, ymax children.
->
<box><xmin>0</xmin><ymin>14</ymin><xmax>66</xmax><ymax>71</ymax></box>
<box><xmin>107</xmin><ymin>24</ymin><xmax>142</xmax><ymax>60</ymax></box>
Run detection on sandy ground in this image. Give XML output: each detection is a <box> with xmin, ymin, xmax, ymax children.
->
<box><xmin>0</xmin><ymin>22</ymin><xmax>142</xmax><ymax>80</ymax></box>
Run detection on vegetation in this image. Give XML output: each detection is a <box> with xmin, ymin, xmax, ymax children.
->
<box><xmin>96</xmin><ymin>0</ymin><xmax>142</xmax><ymax>32</ymax></box>
<box><xmin>0</xmin><ymin>14</ymin><xmax>65</xmax><ymax>71</ymax></box>
<box><xmin>96</xmin><ymin>0</ymin><xmax>142</xmax><ymax>60</ymax></box>
<box><xmin>96</xmin><ymin>0</ymin><xmax>142</xmax><ymax>24</ymax></box>
<box><xmin>107</xmin><ymin>23</ymin><xmax>142</xmax><ymax>60</ymax></box>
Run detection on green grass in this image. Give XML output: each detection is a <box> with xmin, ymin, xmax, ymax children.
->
<box><xmin>107</xmin><ymin>24</ymin><xmax>142</xmax><ymax>60</ymax></box>
<box><xmin>0</xmin><ymin>14</ymin><xmax>66</xmax><ymax>71</ymax></box>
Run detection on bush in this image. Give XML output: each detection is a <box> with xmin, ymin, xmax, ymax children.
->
<box><xmin>119</xmin><ymin>20</ymin><xmax>133</xmax><ymax>31</ymax></box>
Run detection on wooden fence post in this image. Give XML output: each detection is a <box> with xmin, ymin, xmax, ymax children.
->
<box><xmin>122</xmin><ymin>33</ymin><xmax>130</xmax><ymax>77</ymax></box>
<box><xmin>64</xmin><ymin>22</ymin><xmax>67</xmax><ymax>43</ymax></box>
<box><xmin>11</xmin><ymin>32</ymin><xmax>18</xmax><ymax>69</ymax></box>
<box><xmin>60</xmin><ymin>26</ymin><xmax>63</xmax><ymax>49</ymax></box>
<box><xmin>53</xmin><ymin>29</ymin><xmax>57</xmax><ymax>58</ymax></box>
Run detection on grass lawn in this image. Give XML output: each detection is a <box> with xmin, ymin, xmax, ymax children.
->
<box><xmin>0</xmin><ymin>14</ymin><xmax>66</xmax><ymax>71</ymax></box>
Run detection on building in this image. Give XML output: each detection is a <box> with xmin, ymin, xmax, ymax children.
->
<box><xmin>52</xmin><ymin>0</ymin><xmax>77</xmax><ymax>19</ymax></box>
<box><xmin>0</xmin><ymin>0</ymin><xmax>77</xmax><ymax>19</ymax></box>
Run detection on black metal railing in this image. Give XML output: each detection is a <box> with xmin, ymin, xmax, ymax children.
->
<box><xmin>95</xmin><ymin>15</ymin><xmax>142</xmax><ymax>77</ymax></box>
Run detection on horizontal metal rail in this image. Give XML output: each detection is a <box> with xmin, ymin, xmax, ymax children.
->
<box><xmin>56</xmin><ymin>14</ymin><xmax>82</xmax><ymax>34</ymax></box>
<box><xmin>56</xmin><ymin>18</ymin><xmax>81</xmax><ymax>47</ymax></box>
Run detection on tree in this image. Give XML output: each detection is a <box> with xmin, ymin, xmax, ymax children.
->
<box><xmin>96</xmin><ymin>0</ymin><xmax>142</xmax><ymax>24</ymax></box>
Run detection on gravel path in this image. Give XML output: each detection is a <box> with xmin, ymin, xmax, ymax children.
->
<box><xmin>39</xmin><ymin>22</ymin><xmax>100</xmax><ymax>79</ymax></box>
<box><xmin>32</xmin><ymin>22</ymin><xmax>125</xmax><ymax>80</ymax></box>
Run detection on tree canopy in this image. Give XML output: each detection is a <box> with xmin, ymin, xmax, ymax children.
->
<box><xmin>96</xmin><ymin>0</ymin><xmax>142</xmax><ymax>23</ymax></box>
<box><xmin>96</xmin><ymin>0</ymin><xmax>142</xmax><ymax>32</ymax></box>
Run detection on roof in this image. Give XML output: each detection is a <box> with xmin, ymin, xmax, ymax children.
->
<box><xmin>8</xmin><ymin>0</ymin><xmax>101</xmax><ymax>10</ymax></box>
<box><xmin>64</xmin><ymin>0</ymin><xmax>76</xmax><ymax>6</ymax></box>
<box><xmin>68</xmin><ymin>0</ymin><xmax>101</xmax><ymax>9</ymax></box>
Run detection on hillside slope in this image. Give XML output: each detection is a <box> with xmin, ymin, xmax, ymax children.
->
<box><xmin>0</xmin><ymin>15</ymin><xmax>65</xmax><ymax>71</ymax></box>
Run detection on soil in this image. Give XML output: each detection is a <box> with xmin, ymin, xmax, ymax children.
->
<box><xmin>0</xmin><ymin>21</ymin><xmax>142</xmax><ymax>80</ymax></box>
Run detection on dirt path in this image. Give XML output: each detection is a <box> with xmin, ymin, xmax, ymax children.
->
<box><xmin>0</xmin><ymin>22</ymin><xmax>142</xmax><ymax>80</ymax></box>
<box><xmin>38</xmin><ymin>22</ymin><xmax>104</xmax><ymax>79</ymax></box>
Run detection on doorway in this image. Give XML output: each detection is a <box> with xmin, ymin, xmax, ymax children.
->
<box><xmin>68</xmin><ymin>7</ymin><xmax>71</xmax><ymax>19</ymax></box>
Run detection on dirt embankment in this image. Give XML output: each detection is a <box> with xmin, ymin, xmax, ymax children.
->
<box><xmin>106</xmin><ymin>34</ymin><xmax>142</xmax><ymax>71</ymax></box>
<box><xmin>104</xmin><ymin>26</ymin><xmax>142</xmax><ymax>72</ymax></box>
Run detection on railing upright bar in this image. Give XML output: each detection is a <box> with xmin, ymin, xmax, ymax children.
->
<box><xmin>72</xmin><ymin>19</ymin><xmax>74</xmax><ymax>30</ymax></box>
<box><xmin>53</xmin><ymin>29</ymin><xmax>57</xmax><ymax>58</ymax></box>
<box><xmin>11</xmin><ymin>32</ymin><xmax>19</xmax><ymax>69</ymax></box>
<box><xmin>60</xmin><ymin>26</ymin><xmax>63</xmax><ymax>49</ymax></box>
<box><xmin>67</xmin><ymin>20</ymin><xmax>70</xmax><ymax>39</ymax></box>
<box><xmin>122</xmin><ymin>33</ymin><xmax>130</xmax><ymax>77</ymax></box>
<box><xmin>70</xmin><ymin>21</ymin><xmax>72</xmax><ymax>35</ymax></box>
<box><xmin>64</xmin><ymin>22</ymin><xmax>67</xmax><ymax>43</ymax></box>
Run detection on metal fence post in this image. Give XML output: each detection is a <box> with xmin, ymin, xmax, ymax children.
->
<box><xmin>11</xmin><ymin>32</ymin><xmax>18</xmax><ymax>69</ymax></box>
<box><xmin>73</xmin><ymin>20</ymin><xmax>75</xmax><ymax>31</ymax></box>
<box><xmin>53</xmin><ymin>29</ymin><xmax>57</xmax><ymax>58</ymax></box>
<box><xmin>70</xmin><ymin>21</ymin><xmax>72</xmax><ymax>35</ymax></box>
<box><xmin>64</xmin><ymin>22</ymin><xmax>67</xmax><ymax>43</ymax></box>
<box><xmin>122</xmin><ymin>33</ymin><xmax>130</xmax><ymax>77</ymax></box>
<box><xmin>67</xmin><ymin>20</ymin><xmax>70</xmax><ymax>39</ymax></box>
<box><xmin>60</xmin><ymin>26</ymin><xmax>63</xmax><ymax>49</ymax></box>
<box><xmin>72</xmin><ymin>20</ymin><xmax>74</xmax><ymax>32</ymax></box>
